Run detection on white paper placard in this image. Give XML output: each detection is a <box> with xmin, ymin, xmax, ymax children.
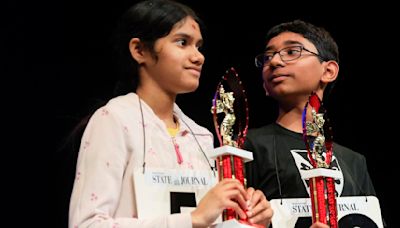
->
<box><xmin>270</xmin><ymin>196</ymin><xmax>384</xmax><ymax>227</ymax></box>
<box><xmin>134</xmin><ymin>168</ymin><xmax>217</xmax><ymax>219</ymax></box>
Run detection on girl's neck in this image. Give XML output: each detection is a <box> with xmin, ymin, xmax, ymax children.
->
<box><xmin>136</xmin><ymin>87</ymin><xmax>177</xmax><ymax>129</ymax></box>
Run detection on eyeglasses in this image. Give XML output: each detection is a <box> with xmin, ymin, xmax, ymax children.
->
<box><xmin>254</xmin><ymin>46</ymin><xmax>324</xmax><ymax>68</ymax></box>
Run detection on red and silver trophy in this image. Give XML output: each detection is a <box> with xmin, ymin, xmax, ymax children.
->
<box><xmin>210</xmin><ymin>68</ymin><xmax>260</xmax><ymax>228</ymax></box>
<box><xmin>302</xmin><ymin>92</ymin><xmax>339</xmax><ymax>227</ymax></box>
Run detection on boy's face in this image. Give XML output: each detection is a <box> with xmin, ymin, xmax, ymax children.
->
<box><xmin>261</xmin><ymin>31</ymin><xmax>325</xmax><ymax>103</ymax></box>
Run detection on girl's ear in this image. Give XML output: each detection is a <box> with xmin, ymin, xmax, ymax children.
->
<box><xmin>129</xmin><ymin>38</ymin><xmax>146</xmax><ymax>64</ymax></box>
<box><xmin>321</xmin><ymin>60</ymin><xmax>339</xmax><ymax>83</ymax></box>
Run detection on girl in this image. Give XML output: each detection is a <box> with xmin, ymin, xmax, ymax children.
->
<box><xmin>69</xmin><ymin>0</ymin><xmax>272</xmax><ymax>227</ymax></box>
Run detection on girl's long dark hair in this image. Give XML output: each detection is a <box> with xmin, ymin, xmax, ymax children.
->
<box><xmin>59</xmin><ymin>0</ymin><xmax>203</xmax><ymax>153</ymax></box>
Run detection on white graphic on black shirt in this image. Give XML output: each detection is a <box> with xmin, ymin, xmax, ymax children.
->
<box><xmin>290</xmin><ymin>149</ymin><xmax>344</xmax><ymax>197</ymax></box>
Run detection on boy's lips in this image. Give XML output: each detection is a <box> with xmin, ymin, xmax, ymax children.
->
<box><xmin>268</xmin><ymin>73</ymin><xmax>290</xmax><ymax>82</ymax></box>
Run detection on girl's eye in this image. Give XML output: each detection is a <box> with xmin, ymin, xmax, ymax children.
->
<box><xmin>196</xmin><ymin>45</ymin><xmax>203</xmax><ymax>52</ymax></box>
<box><xmin>176</xmin><ymin>39</ymin><xmax>187</xmax><ymax>46</ymax></box>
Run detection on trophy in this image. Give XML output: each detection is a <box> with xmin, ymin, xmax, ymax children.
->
<box><xmin>269</xmin><ymin>92</ymin><xmax>384</xmax><ymax>227</ymax></box>
<box><xmin>302</xmin><ymin>92</ymin><xmax>338</xmax><ymax>228</ymax></box>
<box><xmin>209</xmin><ymin>68</ymin><xmax>259</xmax><ymax>228</ymax></box>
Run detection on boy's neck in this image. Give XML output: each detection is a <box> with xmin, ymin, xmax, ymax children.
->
<box><xmin>276</xmin><ymin>105</ymin><xmax>304</xmax><ymax>133</ymax></box>
<box><xmin>276</xmin><ymin>91</ymin><xmax>325</xmax><ymax>133</ymax></box>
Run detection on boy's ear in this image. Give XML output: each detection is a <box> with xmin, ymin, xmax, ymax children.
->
<box><xmin>321</xmin><ymin>60</ymin><xmax>339</xmax><ymax>83</ymax></box>
<box><xmin>263</xmin><ymin>81</ymin><xmax>270</xmax><ymax>96</ymax></box>
<box><xmin>129</xmin><ymin>38</ymin><xmax>146</xmax><ymax>64</ymax></box>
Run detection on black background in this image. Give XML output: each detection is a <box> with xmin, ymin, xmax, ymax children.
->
<box><xmin>7</xmin><ymin>0</ymin><xmax>396</xmax><ymax>227</ymax></box>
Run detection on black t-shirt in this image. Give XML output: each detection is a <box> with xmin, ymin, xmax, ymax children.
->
<box><xmin>244</xmin><ymin>123</ymin><xmax>376</xmax><ymax>199</ymax></box>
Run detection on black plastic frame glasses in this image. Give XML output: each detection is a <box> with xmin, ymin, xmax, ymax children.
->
<box><xmin>254</xmin><ymin>46</ymin><xmax>324</xmax><ymax>68</ymax></box>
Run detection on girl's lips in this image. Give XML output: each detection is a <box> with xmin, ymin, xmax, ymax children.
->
<box><xmin>186</xmin><ymin>67</ymin><xmax>201</xmax><ymax>77</ymax></box>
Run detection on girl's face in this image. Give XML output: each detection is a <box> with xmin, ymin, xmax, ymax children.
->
<box><xmin>141</xmin><ymin>16</ymin><xmax>205</xmax><ymax>95</ymax></box>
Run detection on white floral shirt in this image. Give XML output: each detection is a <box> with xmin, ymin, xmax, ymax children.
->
<box><xmin>69</xmin><ymin>93</ymin><xmax>215</xmax><ymax>228</ymax></box>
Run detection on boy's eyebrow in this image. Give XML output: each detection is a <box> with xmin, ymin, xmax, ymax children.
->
<box><xmin>265</xmin><ymin>40</ymin><xmax>304</xmax><ymax>51</ymax></box>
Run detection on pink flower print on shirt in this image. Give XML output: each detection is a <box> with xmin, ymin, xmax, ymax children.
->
<box><xmin>76</xmin><ymin>171</ymin><xmax>81</xmax><ymax>181</ymax></box>
<box><xmin>186</xmin><ymin>161</ymin><xmax>194</xmax><ymax>169</ymax></box>
<box><xmin>112</xmin><ymin>223</ymin><xmax>120</xmax><ymax>228</ymax></box>
<box><xmin>138</xmin><ymin>120</ymin><xmax>147</xmax><ymax>128</ymax></box>
<box><xmin>148</xmin><ymin>148</ymin><xmax>156</xmax><ymax>156</ymax></box>
<box><xmin>83</xmin><ymin>141</ymin><xmax>90</xmax><ymax>150</ymax></box>
<box><xmin>181</xmin><ymin>130</ymin><xmax>189</xmax><ymax>136</ymax></box>
<box><xmin>90</xmin><ymin>193</ymin><xmax>98</xmax><ymax>201</ymax></box>
<box><xmin>101</xmin><ymin>108</ymin><xmax>109</xmax><ymax>116</ymax></box>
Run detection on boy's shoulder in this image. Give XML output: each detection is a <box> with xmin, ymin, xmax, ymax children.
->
<box><xmin>247</xmin><ymin>123</ymin><xmax>277</xmax><ymax>136</ymax></box>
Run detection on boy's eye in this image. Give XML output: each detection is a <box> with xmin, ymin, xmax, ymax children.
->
<box><xmin>286</xmin><ymin>49</ymin><xmax>300</xmax><ymax>55</ymax></box>
<box><xmin>265</xmin><ymin>53</ymin><xmax>274</xmax><ymax>60</ymax></box>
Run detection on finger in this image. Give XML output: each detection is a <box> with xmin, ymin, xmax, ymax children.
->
<box><xmin>246</xmin><ymin>187</ymin><xmax>255</xmax><ymax>198</ymax></box>
<box><xmin>218</xmin><ymin>179</ymin><xmax>250</xmax><ymax>215</ymax></box>
<box><xmin>220</xmin><ymin>179</ymin><xmax>248</xmax><ymax>199</ymax></box>
<box><xmin>224</xmin><ymin>201</ymin><xmax>247</xmax><ymax>220</ymax></box>
<box><xmin>248</xmin><ymin>189</ymin><xmax>264</xmax><ymax>209</ymax></box>
<box><xmin>246</xmin><ymin>187</ymin><xmax>255</xmax><ymax>205</ymax></box>
<box><xmin>235</xmin><ymin>189</ymin><xmax>249</xmax><ymax>211</ymax></box>
<box><xmin>248</xmin><ymin>203</ymin><xmax>273</xmax><ymax>225</ymax></box>
<box><xmin>249</xmin><ymin>195</ymin><xmax>269</xmax><ymax>218</ymax></box>
<box><xmin>222</xmin><ymin>188</ymin><xmax>248</xmax><ymax>210</ymax></box>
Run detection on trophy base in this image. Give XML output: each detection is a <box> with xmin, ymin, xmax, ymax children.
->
<box><xmin>211</xmin><ymin>219</ymin><xmax>263</xmax><ymax>228</ymax></box>
<box><xmin>209</xmin><ymin>145</ymin><xmax>253</xmax><ymax>163</ymax></box>
<box><xmin>301</xmin><ymin>168</ymin><xmax>342</xmax><ymax>180</ymax></box>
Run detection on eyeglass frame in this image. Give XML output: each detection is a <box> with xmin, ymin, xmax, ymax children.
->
<box><xmin>254</xmin><ymin>45</ymin><xmax>325</xmax><ymax>68</ymax></box>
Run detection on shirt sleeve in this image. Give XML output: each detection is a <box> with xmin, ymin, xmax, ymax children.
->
<box><xmin>69</xmin><ymin>107</ymin><xmax>193</xmax><ymax>228</ymax></box>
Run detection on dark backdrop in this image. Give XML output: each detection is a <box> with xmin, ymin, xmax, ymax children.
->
<box><xmin>9</xmin><ymin>0</ymin><xmax>395</xmax><ymax>227</ymax></box>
